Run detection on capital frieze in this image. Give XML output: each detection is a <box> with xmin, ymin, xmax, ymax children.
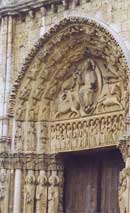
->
<box><xmin>118</xmin><ymin>134</ymin><xmax>130</xmax><ymax>161</ymax></box>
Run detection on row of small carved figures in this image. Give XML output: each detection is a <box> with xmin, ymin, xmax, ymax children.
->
<box><xmin>50</xmin><ymin>115</ymin><xmax>124</xmax><ymax>148</ymax></box>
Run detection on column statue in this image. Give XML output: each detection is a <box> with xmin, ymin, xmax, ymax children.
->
<box><xmin>0</xmin><ymin>170</ymin><xmax>8</xmax><ymax>213</ymax></box>
<box><xmin>24</xmin><ymin>171</ymin><xmax>35</xmax><ymax>213</ymax></box>
<box><xmin>36</xmin><ymin>171</ymin><xmax>48</xmax><ymax>213</ymax></box>
<box><xmin>48</xmin><ymin>171</ymin><xmax>60</xmax><ymax>213</ymax></box>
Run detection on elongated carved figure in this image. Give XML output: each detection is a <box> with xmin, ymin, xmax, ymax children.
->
<box><xmin>36</xmin><ymin>171</ymin><xmax>48</xmax><ymax>213</ymax></box>
<box><xmin>24</xmin><ymin>172</ymin><xmax>35</xmax><ymax>213</ymax></box>
<box><xmin>119</xmin><ymin>168</ymin><xmax>130</xmax><ymax>213</ymax></box>
<box><xmin>48</xmin><ymin>171</ymin><xmax>60</xmax><ymax>213</ymax></box>
<box><xmin>0</xmin><ymin>170</ymin><xmax>8</xmax><ymax>213</ymax></box>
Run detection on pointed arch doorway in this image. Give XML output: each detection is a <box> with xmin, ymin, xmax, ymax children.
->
<box><xmin>64</xmin><ymin>148</ymin><xmax>124</xmax><ymax>213</ymax></box>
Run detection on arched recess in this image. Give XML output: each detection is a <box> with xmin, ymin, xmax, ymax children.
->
<box><xmin>8</xmin><ymin>17</ymin><xmax>130</xmax><ymax>154</ymax></box>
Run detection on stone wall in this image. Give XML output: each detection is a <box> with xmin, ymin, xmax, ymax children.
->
<box><xmin>0</xmin><ymin>0</ymin><xmax>130</xmax><ymax>140</ymax></box>
<box><xmin>11</xmin><ymin>0</ymin><xmax>130</xmax><ymax>79</ymax></box>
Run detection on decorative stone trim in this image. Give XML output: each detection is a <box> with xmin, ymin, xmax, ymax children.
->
<box><xmin>8</xmin><ymin>17</ymin><xmax>130</xmax><ymax>117</ymax></box>
<box><xmin>0</xmin><ymin>0</ymin><xmax>61</xmax><ymax>16</ymax></box>
<box><xmin>50</xmin><ymin>112</ymin><xmax>125</xmax><ymax>153</ymax></box>
<box><xmin>0</xmin><ymin>0</ymin><xmax>83</xmax><ymax>17</ymax></box>
<box><xmin>0</xmin><ymin>153</ymin><xmax>48</xmax><ymax>170</ymax></box>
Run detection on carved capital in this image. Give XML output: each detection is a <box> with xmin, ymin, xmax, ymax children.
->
<box><xmin>118</xmin><ymin>134</ymin><xmax>130</xmax><ymax>162</ymax></box>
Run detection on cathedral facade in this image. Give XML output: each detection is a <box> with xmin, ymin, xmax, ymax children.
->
<box><xmin>0</xmin><ymin>0</ymin><xmax>130</xmax><ymax>212</ymax></box>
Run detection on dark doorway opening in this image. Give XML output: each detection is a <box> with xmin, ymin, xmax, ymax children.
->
<box><xmin>64</xmin><ymin>149</ymin><xmax>124</xmax><ymax>213</ymax></box>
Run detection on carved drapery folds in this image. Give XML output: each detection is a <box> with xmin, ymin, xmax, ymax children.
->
<box><xmin>0</xmin><ymin>169</ymin><xmax>9</xmax><ymax>213</ymax></box>
<box><xmin>50</xmin><ymin>113</ymin><xmax>125</xmax><ymax>153</ymax></box>
<box><xmin>2</xmin><ymin>17</ymin><xmax>129</xmax><ymax>213</ymax></box>
<box><xmin>118</xmin><ymin>131</ymin><xmax>130</xmax><ymax>213</ymax></box>
<box><xmin>14</xmin><ymin>122</ymin><xmax>48</xmax><ymax>153</ymax></box>
<box><xmin>36</xmin><ymin>171</ymin><xmax>48</xmax><ymax>213</ymax></box>
<box><xmin>52</xmin><ymin>58</ymin><xmax>125</xmax><ymax>120</ymax></box>
<box><xmin>9</xmin><ymin>17</ymin><xmax>129</xmax><ymax>154</ymax></box>
<box><xmin>48</xmin><ymin>155</ymin><xmax>64</xmax><ymax>213</ymax></box>
<box><xmin>13</xmin><ymin>54</ymin><xmax>127</xmax><ymax>153</ymax></box>
<box><xmin>24</xmin><ymin>171</ymin><xmax>36</xmax><ymax>213</ymax></box>
<box><xmin>119</xmin><ymin>168</ymin><xmax>130</xmax><ymax>213</ymax></box>
<box><xmin>48</xmin><ymin>171</ymin><xmax>60</xmax><ymax>213</ymax></box>
<box><xmin>21</xmin><ymin>156</ymin><xmax>63</xmax><ymax>213</ymax></box>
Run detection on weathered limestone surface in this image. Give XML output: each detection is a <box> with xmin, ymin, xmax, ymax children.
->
<box><xmin>0</xmin><ymin>0</ymin><xmax>130</xmax><ymax>212</ymax></box>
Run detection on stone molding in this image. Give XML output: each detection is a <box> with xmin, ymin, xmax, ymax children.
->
<box><xmin>8</xmin><ymin>17</ymin><xmax>129</xmax><ymax>117</ymax></box>
<box><xmin>0</xmin><ymin>152</ymin><xmax>64</xmax><ymax>170</ymax></box>
<box><xmin>0</xmin><ymin>0</ymin><xmax>61</xmax><ymax>16</ymax></box>
<box><xmin>0</xmin><ymin>0</ymin><xmax>82</xmax><ymax>17</ymax></box>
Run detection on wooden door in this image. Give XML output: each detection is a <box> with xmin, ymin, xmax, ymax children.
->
<box><xmin>64</xmin><ymin>149</ymin><xmax>124</xmax><ymax>213</ymax></box>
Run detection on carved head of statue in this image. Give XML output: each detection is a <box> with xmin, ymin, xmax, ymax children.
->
<box><xmin>113</xmin><ymin>115</ymin><xmax>117</xmax><ymax>123</ymax></box>
<box><xmin>118</xmin><ymin>114</ymin><xmax>123</xmax><ymax>122</ymax></box>
<box><xmin>26</xmin><ymin>175</ymin><xmax>35</xmax><ymax>184</ymax></box>
<box><xmin>51</xmin><ymin>125</ymin><xmax>54</xmax><ymax>132</ymax></box>
<box><xmin>49</xmin><ymin>174</ymin><xmax>59</xmax><ymax>186</ymax></box>
<box><xmin>56</xmin><ymin>125</ymin><xmax>60</xmax><ymax>131</ymax></box>
<box><xmin>62</xmin><ymin>124</ymin><xmax>65</xmax><ymax>130</ymax></box>
<box><xmin>67</xmin><ymin>123</ymin><xmax>71</xmax><ymax>130</ymax></box>
<box><xmin>83</xmin><ymin>121</ymin><xmax>88</xmax><ymax>128</ymax></box>
<box><xmin>89</xmin><ymin>119</ymin><xmax>93</xmax><ymax>126</ymax></box>
<box><xmin>107</xmin><ymin>116</ymin><xmax>111</xmax><ymax>124</ymax></box>
<box><xmin>95</xmin><ymin>119</ymin><xmax>100</xmax><ymax>125</ymax></box>
<box><xmin>78</xmin><ymin>122</ymin><xmax>82</xmax><ymax>128</ymax></box>
<box><xmin>0</xmin><ymin>173</ymin><xmax>6</xmax><ymax>183</ymax></box>
<box><xmin>38</xmin><ymin>175</ymin><xmax>47</xmax><ymax>186</ymax></box>
<box><xmin>101</xmin><ymin>117</ymin><xmax>106</xmax><ymax>126</ymax></box>
<box><xmin>73</xmin><ymin>122</ymin><xmax>77</xmax><ymax>129</ymax></box>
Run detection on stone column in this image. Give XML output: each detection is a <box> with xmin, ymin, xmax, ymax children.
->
<box><xmin>0</xmin><ymin>16</ymin><xmax>8</xmax><ymax>138</ymax></box>
<box><xmin>13</xmin><ymin>169</ymin><xmax>22</xmax><ymax>213</ymax></box>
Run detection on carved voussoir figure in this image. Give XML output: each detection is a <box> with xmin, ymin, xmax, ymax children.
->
<box><xmin>16</xmin><ymin>100</ymin><xmax>26</xmax><ymax>121</ymax></box>
<box><xmin>15</xmin><ymin>121</ymin><xmax>24</xmax><ymax>152</ymax></box>
<box><xmin>48</xmin><ymin>171</ymin><xmax>60</xmax><ymax>213</ymax></box>
<box><xmin>19</xmin><ymin>82</ymin><xmax>31</xmax><ymax>101</ymax></box>
<box><xmin>36</xmin><ymin>171</ymin><xmax>48</xmax><ymax>213</ymax></box>
<box><xmin>24</xmin><ymin>172</ymin><xmax>35</xmax><ymax>213</ymax></box>
<box><xmin>26</xmin><ymin>122</ymin><xmax>36</xmax><ymax>152</ymax></box>
<box><xmin>27</xmin><ymin>98</ymin><xmax>39</xmax><ymax>121</ymax></box>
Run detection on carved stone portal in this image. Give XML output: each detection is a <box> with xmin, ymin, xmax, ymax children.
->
<box><xmin>7</xmin><ymin>17</ymin><xmax>129</xmax><ymax>213</ymax></box>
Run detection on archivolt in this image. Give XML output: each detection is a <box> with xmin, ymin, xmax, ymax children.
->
<box><xmin>8</xmin><ymin>17</ymin><xmax>130</xmax><ymax>121</ymax></box>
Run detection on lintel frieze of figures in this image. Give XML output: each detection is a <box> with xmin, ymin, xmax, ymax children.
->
<box><xmin>50</xmin><ymin>112</ymin><xmax>125</xmax><ymax>153</ymax></box>
<box><xmin>8</xmin><ymin>18</ymin><xmax>129</xmax><ymax>155</ymax></box>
